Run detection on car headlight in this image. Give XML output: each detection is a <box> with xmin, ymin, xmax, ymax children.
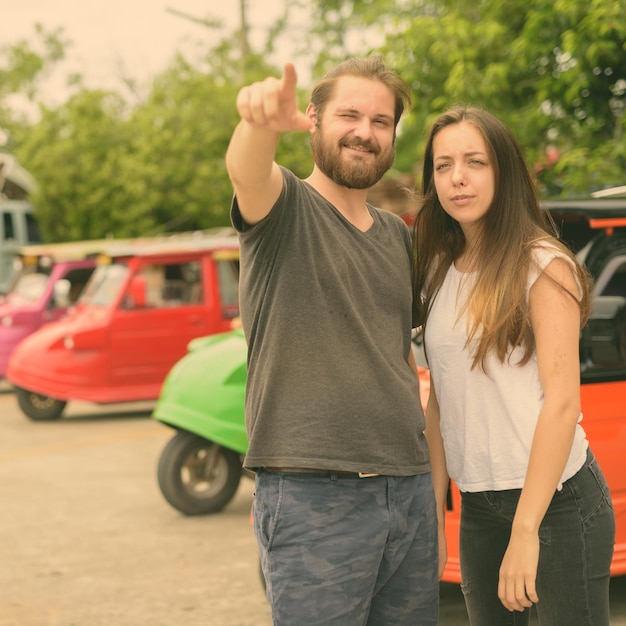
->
<box><xmin>63</xmin><ymin>336</ymin><xmax>75</xmax><ymax>349</ymax></box>
<box><xmin>1</xmin><ymin>316</ymin><xmax>13</xmax><ymax>327</ymax></box>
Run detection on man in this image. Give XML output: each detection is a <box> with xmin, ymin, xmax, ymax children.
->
<box><xmin>226</xmin><ymin>56</ymin><xmax>438</xmax><ymax>625</ymax></box>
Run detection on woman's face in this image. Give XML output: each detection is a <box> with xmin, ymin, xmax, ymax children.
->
<box><xmin>432</xmin><ymin>121</ymin><xmax>495</xmax><ymax>239</ymax></box>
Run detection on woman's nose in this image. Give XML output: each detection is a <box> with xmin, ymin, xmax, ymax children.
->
<box><xmin>451</xmin><ymin>165</ymin><xmax>466</xmax><ymax>186</ymax></box>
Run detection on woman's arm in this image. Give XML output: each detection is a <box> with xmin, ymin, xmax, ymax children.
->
<box><xmin>424</xmin><ymin>377</ymin><xmax>450</xmax><ymax>579</ymax></box>
<box><xmin>498</xmin><ymin>257</ymin><xmax>583</xmax><ymax>611</ymax></box>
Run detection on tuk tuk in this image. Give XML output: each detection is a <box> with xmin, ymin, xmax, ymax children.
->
<box><xmin>0</xmin><ymin>240</ymin><xmax>120</xmax><ymax>378</ymax></box>
<box><xmin>6</xmin><ymin>231</ymin><xmax>239</xmax><ymax>421</ymax></box>
<box><xmin>151</xmin><ymin>200</ymin><xmax>626</xmax><ymax>582</ymax></box>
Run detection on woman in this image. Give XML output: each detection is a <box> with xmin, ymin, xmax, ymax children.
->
<box><xmin>413</xmin><ymin>105</ymin><xmax>615</xmax><ymax>625</ymax></box>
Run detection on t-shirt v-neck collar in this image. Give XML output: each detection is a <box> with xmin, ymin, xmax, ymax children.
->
<box><xmin>303</xmin><ymin>180</ymin><xmax>377</xmax><ymax>235</ymax></box>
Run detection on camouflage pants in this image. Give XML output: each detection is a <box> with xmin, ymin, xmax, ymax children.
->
<box><xmin>253</xmin><ymin>470</ymin><xmax>439</xmax><ymax>625</ymax></box>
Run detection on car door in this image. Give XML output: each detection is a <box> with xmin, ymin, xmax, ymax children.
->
<box><xmin>108</xmin><ymin>256</ymin><xmax>210</xmax><ymax>391</ymax></box>
<box><xmin>580</xmin><ymin>247</ymin><xmax>626</xmax><ymax>575</ymax></box>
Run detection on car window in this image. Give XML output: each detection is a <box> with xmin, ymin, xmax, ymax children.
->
<box><xmin>61</xmin><ymin>267</ymin><xmax>95</xmax><ymax>305</ymax></box>
<box><xmin>216</xmin><ymin>258</ymin><xmax>239</xmax><ymax>319</ymax></box>
<box><xmin>2</xmin><ymin>211</ymin><xmax>15</xmax><ymax>240</ymax></box>
<box><xmin>124</xmin><ymin>261</ymin><xmax>203</xmax><ymax>309</ymax></box>
<box><xmin>10</xmin><ymin>269</ymin><xmax>50</xmax><ymax>303</ymax></box>
<box><xmin>81</xmin><ymin>263</ymin><xmax>130</xmax><ymax>307</ymax></box>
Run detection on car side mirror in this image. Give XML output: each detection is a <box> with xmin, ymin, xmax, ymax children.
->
<box><xmin>581</xmin><ymin>296</ymin><xmax>626</xmax><ymax>366</ymax></box>
<box><xmin>52</xmin><ymin>278</ymin><xmax>71</xmax><ymax>309</ymax></box>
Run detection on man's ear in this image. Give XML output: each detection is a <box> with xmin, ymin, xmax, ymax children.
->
<box><xmin>305</xmin><ymin>103</ymin><xmax>317</xmax><ymax>132</ymax></box>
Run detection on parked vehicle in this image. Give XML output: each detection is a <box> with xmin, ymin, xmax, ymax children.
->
<box><xmin>153</xmin><ymin>329</ymin><xmax>431</xmax><ymax>516</ymax></box>
<box><xmin>152</xmin><ymin>199</ymin><xmax>626</xmax><ymax>582</ymax></box>
<box><xmin>0</xmin><ymin>154</ymin><xmax>42</xmax><ymax>293</ymax></box>
<box><xmin>6</xmin><ymin>231</ymin><xmax>239</xmax><ymax>420</ymax></box>
<box><xmin>0</xmin><ymin>240</ymin><xmax>119</xmax><ymax>379</ymax></box>
<box><xmin>154</xmin><ymin>328</ymin><xmax>249</xmax><ymax>515</ymax></box>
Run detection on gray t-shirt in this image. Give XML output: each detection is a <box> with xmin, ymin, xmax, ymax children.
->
<box><xmin>231</xmin><ymin>167</ymin><xmax>430</xmax><ymax>475</ymax></box>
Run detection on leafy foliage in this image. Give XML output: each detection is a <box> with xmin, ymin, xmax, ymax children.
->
<box><xmin>1</xmin><ymin>1</ymin><xmax>625</xmax><ymax>243</ymax></box>
<box><xmin>2</xmin><ymin>26</ymin><xmax>311</xmax><ymax>241</ymax></box>
<box><xmin>379</xmin><ymin>0</ymin><xmax>626</xmax><ymax>195</ymax></box>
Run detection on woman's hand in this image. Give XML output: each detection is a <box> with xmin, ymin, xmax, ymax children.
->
<box><xmin>497</xmin><ymin>527</ymin><xmax>540</xmax><ymax>612</ymax></box>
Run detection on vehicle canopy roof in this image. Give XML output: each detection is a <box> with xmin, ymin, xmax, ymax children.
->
<box><xmin>17</xmin><ymin>229</ymin><xmax>240</xmax><ymax>269</ymax></box>
<box><xmin>17</xmin><ymin>238</ymin><xmax>131</xmax><ymax>267</ymax></box>
<box><xmin>95</xmin><ymin>229</ymin><xmax>239</xmax><ymax>265</ymax></box>
<box><xmin>544</xmin><ymin>198</ymin><xmax>626</xmax><ymax>222</ymax></box>
<box><xmin>543</xmin><ymin>198</ymin><xmax>626</xmax><ymax>253</ymax></box>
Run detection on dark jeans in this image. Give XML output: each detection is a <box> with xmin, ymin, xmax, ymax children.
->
<box><xmin>253</xmin><ymin>471</ymin><xmax>439</xmax><ymax>626</ymax></box>
<box><xmin>459</xmin><ymin>449</ymin><xmax>615</xmax><ymax>625</ymax></box>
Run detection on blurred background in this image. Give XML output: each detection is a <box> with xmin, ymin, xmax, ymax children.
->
<box><xmin>1</xmin><ymin>0</ymin><xmax>624</xmax><ymax>244</ymax></box>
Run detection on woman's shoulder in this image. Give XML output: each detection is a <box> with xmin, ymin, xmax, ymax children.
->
<box><xmin>530</xmin><ymin>238</ymin><xmax>575</xmax><ymax>268</ymax></box>
<box><xmin>527</xmin><ymin>238</ymin><xmax>580</xmax><ymax>292</ymax></box>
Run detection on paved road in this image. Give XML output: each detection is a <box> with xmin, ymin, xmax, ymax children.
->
<box><xmin>0</xmin><ymin>387</ymin><xmax>623</xmax><ymax>626</ymax></box>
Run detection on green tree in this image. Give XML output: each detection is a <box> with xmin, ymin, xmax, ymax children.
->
<box><xmin>119</xmin><ymin>49</ymin><xmax>312</xmax><ymax>237</ymax></box>
<box><xmin>11</xmin><ymin>89</ymin><xmax>132</xmax><ymax>240</ymax></box>
<box><xmin>8</xmin><ymin>1</ymin><xmax>624</xmax><ymax>244</ymax></box>
<box><xmin>6</xmin><ymin>12</ymin><xmax>312</xmax><ymax>241</ymax></box>
<box><xmin>303</xmin><ymin>0</ymin><xmax>625</xmax><ymax>195</ymax></box>
<box><xmin>0</xmin><ymin>25</ymin><xmax>67</xmax><ymax>141</ymax></box>
<box><xmin>378</xmin><ymin>0</ymin><xmax>626</xmax><ymax>195</ymax></box>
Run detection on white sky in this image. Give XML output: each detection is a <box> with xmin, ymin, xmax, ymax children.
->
<box><xmin>1</xmin><ymin>1</ymin><xmax>293</xmax><ymax>105</ymax></box>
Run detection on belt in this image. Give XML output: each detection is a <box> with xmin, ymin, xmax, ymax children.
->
<box><xmin>263</xmin><ymin>467</ymin><xmax>380</xmax><ymax>478</ymax></box>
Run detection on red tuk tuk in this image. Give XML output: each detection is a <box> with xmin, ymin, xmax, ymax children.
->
<box><xmin>6</xmin><ymin>230</ymin><xmax>239</xmax><ymax>420</ymax></box>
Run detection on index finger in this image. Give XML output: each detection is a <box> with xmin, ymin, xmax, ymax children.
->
<box><xmin>279</xmin><ymin>63</ymin><xmax>298</xmax><ymax>99</ymax></box>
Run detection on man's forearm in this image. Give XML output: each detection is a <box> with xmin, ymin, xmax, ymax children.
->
<box><xmin>226</xmin><ymin>120</ymin><xmax>280</xmax><ymax>191</ymax></box>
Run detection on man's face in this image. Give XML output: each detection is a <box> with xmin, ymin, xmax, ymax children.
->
<box><xmin>309</xmin><ymin>76</ymin><xmax>397</xmax><ymax>189</ymax></box>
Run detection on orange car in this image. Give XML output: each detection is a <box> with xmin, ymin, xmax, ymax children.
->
<box><xmin>432</xmin><ymin>199</ymin><xmax>626</xmax><ymax>582</ymax></box>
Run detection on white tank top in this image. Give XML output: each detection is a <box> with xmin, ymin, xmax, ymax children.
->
<box><xmin>425</xmin><ymin>245</ymin><xmax>588</xmax><ymax>492</ymax></box>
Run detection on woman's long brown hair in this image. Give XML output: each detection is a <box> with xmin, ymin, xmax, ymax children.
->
<box><xmin>412</xmin><ymin>106</ymin><xmax>591</xmax><ymax>370</ymax></box>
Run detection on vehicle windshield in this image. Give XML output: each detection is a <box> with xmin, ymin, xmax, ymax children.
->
<box><xmin>80</xmin><ymin>262</ymin><xmax>130</xmax><ymax>307</ymax></box>
<box><xmin>6</xmin><ymin>268</ymin><xmax>51</xmax><ymax>304</ymax></box>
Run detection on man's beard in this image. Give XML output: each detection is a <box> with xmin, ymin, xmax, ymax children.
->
<box><xmin>310</xmin><ymin>130</ymin><xmax>395</xmax><ymax>190</ymax></box>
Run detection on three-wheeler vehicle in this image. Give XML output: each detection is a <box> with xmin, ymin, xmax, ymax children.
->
<box><xmin>0</xmin><ymin>240</ymin><xmax>119</xmax><ymax>378</ymax></box>
<box><xmin>6</xmin><ymin>231</ymin><xmax>239</xmax><ymax>421</ymax></box>
<box><xmin>152</xmin><ymin>200</ymin><xmax>626</xmax><ymax>583</ymax></box>
<box><xmin>0</xmin><ymin>153</ymin><xmax>42</xmax><ymax>293</ymax></box>
<box><xmin>153</xmin><ymin>331</ymin><xmax>430</xmax><ymax>516</ymax></box>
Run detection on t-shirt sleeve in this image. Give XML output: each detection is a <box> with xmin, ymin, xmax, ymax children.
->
<box><xmin>230</xmin><ymin>167</ymin><xmax>291</xmax><ymax>234</ymax></box>
<box><xmin>527</xmin><ymin>243</ymin><xmax>581</xmax><ymax>298</ymax></box>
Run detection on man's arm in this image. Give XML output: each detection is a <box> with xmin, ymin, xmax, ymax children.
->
<box><xmin>225</xmin><ymin>63</ymin><xmax>312</xmax><ymax>225</ymax></box>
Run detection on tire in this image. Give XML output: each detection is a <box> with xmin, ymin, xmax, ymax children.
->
<box><xmin>157</xmin><ymin>430</ymin><xmax>242</xmax><ymax>515</ymax></box>
<box><xmin>15</xmin><ymin>386</ymin><xmax>67</xmax><ymax>421</ymax></box>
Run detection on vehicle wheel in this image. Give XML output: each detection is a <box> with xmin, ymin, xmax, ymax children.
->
<box><xmin>157</xmin><ymin>430</ymin><xmax>242</xmax><ymax>515</ymax></box>
<box><xmin>15</xmin><ymin>387</ymin><xmax>67</xmax><ymax>421</ymax></box>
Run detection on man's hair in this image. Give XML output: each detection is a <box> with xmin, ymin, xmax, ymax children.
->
<box><xmin>309</xmin><ymin>56</ymin><xmax>412</xmax><ymax>133</ymax></box>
